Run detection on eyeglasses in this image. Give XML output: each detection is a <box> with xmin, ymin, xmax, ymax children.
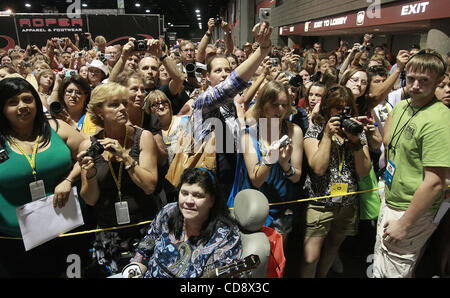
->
<box><xmin>151</xmin><ymin>100</ymin><xmax>169</xmax><ymax>109</ymax></box>
<box><xmin>65</xmin><ymin>89</ymin><xmax>84</xmax><ymax>96</ymax></box>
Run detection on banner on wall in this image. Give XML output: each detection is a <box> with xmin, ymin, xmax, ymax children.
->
<box><xmin>0</xmin><ymin>13</ymin><xmax>161</xmax><ymax>50</ymax></box>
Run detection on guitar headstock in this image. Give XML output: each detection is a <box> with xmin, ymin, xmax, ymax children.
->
<box><xmin>214</xmin><ymin>254</ymin><xmax>260</xmax><ymax>278</ymax></box>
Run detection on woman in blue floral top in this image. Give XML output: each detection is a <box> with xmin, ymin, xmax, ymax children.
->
<box><xmin>128</xmin><ymin>167</ymin><xmax>242</xmax><ymax>278</ymax></box>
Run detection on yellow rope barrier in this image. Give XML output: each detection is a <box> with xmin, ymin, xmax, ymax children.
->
<box><xmin>0</xmin><ymin>186</ymin><xmax>384</xmax><ymax>241</ymax></box>
<box><xmin>2</xmin><ymin>184</ymin><xmax>447</xmax><ymax>241</ymax></box>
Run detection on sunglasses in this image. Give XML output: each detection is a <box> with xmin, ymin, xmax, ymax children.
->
<box><xmin>151</xmin><ymin>100</ymin><xmax>169</xmax><ymax>109</ymax></box>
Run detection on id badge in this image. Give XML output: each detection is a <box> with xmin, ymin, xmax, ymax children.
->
<box><xmin>384</xmin><ymin>160</ymin><xmax>396</xmax><ymax>187</ymax></box>
<box><xmin>29</xmin><ymin>180</ymin><xmax>46</xmax><ymax>201</ymax></box>
<box><xmin>115</xmin><ymin>201</ymin><xmax>130</xmax><ymax>225</ymax></box>
<box><xmin>331</xmin><ymin>183</ymin><xmax>348</xmax><ymax>203</ymax></box>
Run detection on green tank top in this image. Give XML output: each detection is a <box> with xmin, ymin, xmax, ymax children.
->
<box><xmin>0</xmin><ymin>128</ymin><xmax>73</xmax><ymax>236</ymax></box>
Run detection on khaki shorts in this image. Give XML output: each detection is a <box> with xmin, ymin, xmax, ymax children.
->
<box><xmin>304</xmin><ymin>203</ymin><xmax>359</xmax><ymax>237</ymax></box>
<box><xmin>372</xmin><ymin>197</ymin><xmax>438</xmax><ymax>278</ymax></box>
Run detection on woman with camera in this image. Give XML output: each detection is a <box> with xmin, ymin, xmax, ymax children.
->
<box><xmin>0</xmin><ymin>77</ymin><xmax>85</xmax><ymax>277</ymax></box>
<box><xmin>300</xmin><ymin>85</ymin><xmax>371</xmax><ymax>278</ymax></box>
<box><xmin>48</xmin><ymin>73</ymin><xmax>94</xmax><ymax>133</ymax></box>
<box><xmin>242</xmin><ymin>80</ymin><xmax>303</xmax><ymax>238</ymax></box>
<box><xmin>77</xmin><ymin>82</ymin><xmax>159</xmax><ymax>276</ymax></box>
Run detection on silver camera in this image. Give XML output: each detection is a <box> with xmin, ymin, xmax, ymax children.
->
<box><xmin>259</xmin><ymin>8</ymin><xmax>271</xmax><ymax>22</ymax></box>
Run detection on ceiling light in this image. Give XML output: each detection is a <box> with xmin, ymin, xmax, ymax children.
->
<box><xmin>135</xmin><ymin>3</ymin><xmax>141</xmax><ymax>7</ymax></box>
<box><xmin>25</xmin><ymin>3</ymin><xmax>31</xmax><ymax>7</ymax></box>
<box><xmin>146</xmin><ymin>9</ymin><xmax>150</xmax><ymax>13</ymax></box>
<box><xmin>82</xmin><ymin>3</ymin><xmax>87</xmax><ymax>7</ymax></box>
<box><xmin>195</xmin><ymin>9</ymin><xmax>200</xmax><ymax>13</ymax></box>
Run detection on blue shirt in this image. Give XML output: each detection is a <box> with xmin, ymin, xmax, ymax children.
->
<box><xmin>191</xmin><ymin>70</ymin><xmax>249</xmax><ymax>145</ymax></box>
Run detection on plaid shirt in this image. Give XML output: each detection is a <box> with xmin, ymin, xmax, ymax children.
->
<box><xmin>191</xmin><ymin>70</ymin><xmax>249</xmax><ymax>145</ymax></box>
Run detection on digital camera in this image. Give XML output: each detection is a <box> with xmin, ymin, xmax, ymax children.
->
<box><xmin>134</xmin><ymin>40</ymin><xmax>147</xmax><ymax>51</ymax></box>
<box><xmin>336</xmin><ymin>106</ymin><xmax>363</xmax><ymax>135</ymax></box>
<box><xmin>214</xmin><ymin>15</ymin><xmax>222</xmax><ymax>27</ymax></box>
<box><xmin>86</xmin><ymin>141</ymin><xmax>104</xmax><ymax>158</ymax></box>
<box><xmin>259</xmin><ymin>8</ymin><xmax>271</xmax><ymax>22</ymax></box>
<box><xmin>65</xmin><ymin>69</ymin><xmax>78</xmax><ymax>78</ymax></box>
<box><xmin>0</xmin><ymin>147</ymin><xmax>9</xmax><ymax>163</ymax></box>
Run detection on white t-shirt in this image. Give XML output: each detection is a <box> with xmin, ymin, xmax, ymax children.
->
<box><xmin>372</xmin><ymin>88</ymin><xmax>404</xmax><ymax>170</ymax></box>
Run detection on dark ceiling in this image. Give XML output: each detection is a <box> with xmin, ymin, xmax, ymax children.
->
<box><xmin>0</xmin><ymin>0</ymin><xmax>229</xmax><ymax>39</ymax></box>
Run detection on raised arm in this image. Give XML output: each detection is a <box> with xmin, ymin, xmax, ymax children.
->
<box><xmin>235</xmin><ymin>22</ymin><xmax>273</xmax><ymax>83</ymax></box>
<box><xmin>369</xmin><ymin>50</ymin><xmax>410</xmax><ymax>107</ymax></box>
<box><xmin>109</xmin><ymin>38</ymin><xmax>135</xmax><ymax>82</ymax></box>
<box><xmin>147</xmin><ymin>39</ymin><xmax>184</xmax><ymax>96</ymax></box>
<box><xmin>196</xmin><ymin>18</ymin><xmax>215</xmax><ymax>64</ymax></box>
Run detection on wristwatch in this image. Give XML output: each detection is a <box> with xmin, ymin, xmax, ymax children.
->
<box><xmin>125</xmin><ymin>160</ymin><xmax>138</xmax><ymax>171</ymax></box>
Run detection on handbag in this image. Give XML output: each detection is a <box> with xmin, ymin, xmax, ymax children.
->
<box><xmin>358</xmin><ymin>165</ymin><xmax>381</xmax><ymax>220</ymax></box>
<box><xmin>261</xmin><ymin>226</ymin><xmax>286</xmax><ymax>278</ymax></box>
<box><xmin>165</xmin><ymin>127</ymin><xmax>216</xmax><ymax>188</ymax></box>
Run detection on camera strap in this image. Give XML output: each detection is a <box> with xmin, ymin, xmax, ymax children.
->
<box><xmin>106</xmin><ymin>126</ymin><xmax>128</xmax><ymax>201</ymax></box>
<box><xmin>332</xmin><ymin>135</ymin><xmax>345</xmax><ymax>176</ymax></box>
<box><xmin>387</xmin><ymin>99</ymin><xmax>430</xmax><ymax>161</ymax></box>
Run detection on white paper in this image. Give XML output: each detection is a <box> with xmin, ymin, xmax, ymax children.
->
<box><xmin>16</xmin><ymin>187</ymin><xmax>84</xmax><ymax>251</ymax></box>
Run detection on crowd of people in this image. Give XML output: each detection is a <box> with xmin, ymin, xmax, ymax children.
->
<box><xmin>0</xmin><ymin>19</ymin><xmax>449</xmax><ymax>278</ymax></box>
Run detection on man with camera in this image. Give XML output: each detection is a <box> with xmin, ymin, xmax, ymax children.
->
<box><xmin>197</xmin><ymin>17</ymin><xmax>234</xmax><ymax>64</ymax></box>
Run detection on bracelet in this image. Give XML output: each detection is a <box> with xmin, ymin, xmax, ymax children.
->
<box><xmin>205</xmin><ymin>32</ymin><xmax>212</xmax><ymax>37</ymax></box>
<box><xmin>64</xmin><ymin>178</ymin><xmax>73</xmax><ymax>184</ymax></box>
<box><xmin>125</xmin><ymin>160</ymin><xmax>138</xmax><ymax>171</ymax></box>
<box><xmin>283</xmin><ymin>165</ymin><xmax>296</xmax><ymax>178</ymax></box>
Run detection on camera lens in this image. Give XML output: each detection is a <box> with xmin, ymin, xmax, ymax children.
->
<box><xmin>341</xmin><ymin>118</ymin><xmax>363</xmax><ymax>135</ymax></box>
<box><xmin>49</xmin><ymin>101</ymin><xmax>62</xmax><ymax>115</ymax></box>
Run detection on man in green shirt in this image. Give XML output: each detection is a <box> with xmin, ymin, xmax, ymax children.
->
<box><xmin>373</xmin><ymin>49</ymin><xmax>450</xmax><ymax>278</ymax></box>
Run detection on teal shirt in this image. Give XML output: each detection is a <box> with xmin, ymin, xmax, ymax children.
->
<box><xmin>0</xmin><ymin>129</ymin><xmax>73</xmax><ymax>236</ymax></box>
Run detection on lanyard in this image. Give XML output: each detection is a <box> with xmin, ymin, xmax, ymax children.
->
<box><xmin>163</xmin><ymin>116</ymin><xmax>175</xmax><ymax>145</ymax></box>
<box><xmin>387</xmin><ymin>99</ymin><xmax>429</xmax><ymax>161</ymax></box>
<box><xmin>332</xmin><ymin>136</ymin><xmax>345</xmax><ymax>176</ymax></box>
<box><xmin>106</xmin><ymin>127</ymin><xmax>128</xmax><ymax>201</ymax></box>
<box><xmin>10</xmin><ymin>135</ymin><xmax>40</xmax><ymax>180</ymax></box>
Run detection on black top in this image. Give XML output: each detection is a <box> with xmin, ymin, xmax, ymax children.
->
<box><xmin>91</xmin><ymin>127</ymin><xmax>159</xmax><ymax>227</ymax></box>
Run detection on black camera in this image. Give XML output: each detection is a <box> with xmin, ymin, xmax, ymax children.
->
<box><xmin>98</xmin><ymin>53</ymin><xmax>106</xmax><ymax>63</ymax></box>
<box><xmin>134</xmin><ymin>40</ymin><xmax>147</xmax><ymax>51</ymax></box>
<box><xmin>49</xmin><ymin>101</ymin><xmax>62</xmax><ymax>115</ymax></box>
<box><xmin>0</xmin><ymin>147</ymin><xmax>9</xmax><ymax>163</ymax></box>
<box><xmin>214</xmin><ymin>15</ymin><xmax>222</xmax><ymax>27</ymax></box>
<box><xmin>400</xmin><ymin>70</ymin><xmax>406</xmax><ymax>87</ymax></box>
<box><xmin>86</xmin><ymin>141</ymin><xmax>104</xmax><ymax>158</ymax></box>
<box><xmin>289</xmin><ymin>74</ymin><xmax>303</xmax><ymax>87</ymax></box>
<box><xmin>185</xmin><ymin>62</ymin><xmax>206</xmax><ymax>78</ymax></box>
<box><xmin>310</xmin><ymin>71</ymin><xmax>322</xmax><ymax>82</ymax></box>
<box><xmin>337</xmin><ymin>106</ymin><xmax>363</xmax><ymax>135</ymax></box>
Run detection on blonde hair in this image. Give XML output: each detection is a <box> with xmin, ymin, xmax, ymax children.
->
<box><xmin>87</xmin><ymin>82</ymin><xmax>129</xmax><ymax>126</ymax></box>
<box><xmin>144</xmin><ymin>89</ymin><xmax>172</xmax><ymax>114</ymax></box>
<box><xmin>406</xmin><ymin>48</ymin><xmax>447</xmax><ymax>77</ymax></box>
